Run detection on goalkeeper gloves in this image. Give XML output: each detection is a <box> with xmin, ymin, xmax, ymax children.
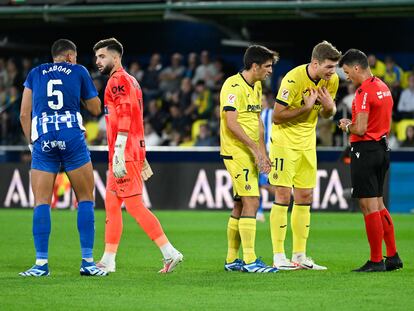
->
<box><xmin>141</xmin><ymin>158</ymin><xmax>153</xmax><ymax>181</ymax></box>
<box><xmin>112</xmin><ymin>134</ymin><xmax>128</xmax><ymax>178</ymax></box>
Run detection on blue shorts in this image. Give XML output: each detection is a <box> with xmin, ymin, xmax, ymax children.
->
<box><xmin>258</xmin><ymin>172</ymin><xmax>269</xmax><ymax>187</ymax></box>
<box><xmin>32</xmin><ymin>128</ymin><xmax>91</xmax><ymax>173</ymax></box>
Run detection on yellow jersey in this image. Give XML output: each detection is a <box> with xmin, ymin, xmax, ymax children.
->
<box><xmin>220</xmin><ymin>73</ymin><xmax>262</xmax><ymax>158</ymax></box>
<box><xmin>370</xmin><ymin>59</ymin><xmax>386</xmax><ymax>79</ymax></box>
<box><xmin>272</xmin><ymin>64</ymin><xmax>339</xmax><ymax>150</ymax></box>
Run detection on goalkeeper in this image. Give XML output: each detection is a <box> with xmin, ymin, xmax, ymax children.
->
<box><xmin>93</xmin><ymin>38</ymin><xmax>183</xmax><ymax>273</ymax></box>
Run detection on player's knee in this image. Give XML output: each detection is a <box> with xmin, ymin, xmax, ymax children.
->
<box><xmin>125</xmin><ymin>204</ymin><xmax>140</xmax><ymax>218</ymax></box>
<box><xmin>275</xmin><ymin>189</ymin><xmax>291</xmax><ymax>205</ymax></box>
<box><xmin>294</xmin><ymin>190</ymin><xmax>313</xmax><ymax>204</ymax></box>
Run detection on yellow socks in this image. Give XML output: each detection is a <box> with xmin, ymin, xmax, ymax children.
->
<box><xmin>291</xmin><ymin>204</ymin><xmax>310</xmax><ymax>254</ymax></box>
<box><xmin>238</xmin><ymin>217</ymin><xmax>257</xmax><ymax>264</ymax></box>
<box><xmin>270</xmin><ymin>203</ymin><xmax>289</xmax><ymax>254</ymax></box>
<box><xmin>226</xmin><ymin>216</ymin><xmax>241</xmax><ymax>263</ymax></box>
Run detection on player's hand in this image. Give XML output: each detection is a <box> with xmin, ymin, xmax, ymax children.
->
<box><xmin>302</xmin><ymin>88</ymin><xmax>317</xmax><ymax>111</ymax></box>
<box><xmin>317</xmin><ymin>87</ymin><xmax>334</xmax><ymax>108</ymax></box>
<box><xmin>141</xmin><ymin>158</ymin><xmax>153</xmax><ymax>181</ymax></box>
<box><xmin>113</xmin><ymin>134</ymin><xmax>128</xmax><ymax>178</ymax></box>
<box><xmin>254</xmin><ymin>150</ymin><xmax>271</xmax><ymax>174</ymax></box>
<box><xmin>317</xmin><ymin>87</ymin><xmax>336</xmax><ymax>117</ymax></box>
<box><xmin>260</xmin><ymin>155</ymin><xmax>272</xmax><ymax>174</ymax></box>
<box><xmin>113</xmin><ymin>153</ymin><xmax>127</xmax><ymax>178</ymax></box>
<box><xmin>338</xmin><ymin>118</ymin><xmax>352</xmax><ymax>132</ymax></box>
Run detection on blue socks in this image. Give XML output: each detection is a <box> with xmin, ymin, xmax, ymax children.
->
<box><xmin>32</xmin><ymin>201</ymin><xmax>95</xmax><ymax>261</ymax></box>
<box><xmin>33</xmin><ymin>204</ymin><xmax>51</xmax><ymax>260</ymax></box>
<box><xmin>77</xmin><ymin>201</ymin><xmax>95</xmax><ymax>259</ymax></box>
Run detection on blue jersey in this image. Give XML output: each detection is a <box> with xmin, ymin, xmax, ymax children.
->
<box><xmin>260</xmin><ymin>107</ymin><xmax>273</xmax><ymax>153</ymax></box>
<box><xmin>23</xmin><ymin>62</ymin><xmax>98</xmax><ymax>142</ymax></box>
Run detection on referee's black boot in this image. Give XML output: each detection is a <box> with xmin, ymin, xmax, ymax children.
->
<box><xmin>352</xmin><ymin>260</ymin><xmax>386</xmax><ymax>272</ymax></box>
<box><xmin>385</xmin><ymin>252</ymin><xmax>403</xmax><ymax>271</ymax></box>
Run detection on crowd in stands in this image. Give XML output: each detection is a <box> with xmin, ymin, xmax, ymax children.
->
<box><xmin>1</xmin><ymin>51</ymin><xmax>414</xmax><ymax>148</ymax></box>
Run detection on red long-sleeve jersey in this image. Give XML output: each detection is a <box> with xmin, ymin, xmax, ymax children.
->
<box><xmin>104</xmin><ymin>67</ymin><xmax>145</xmax><ymax>162</ymax></box>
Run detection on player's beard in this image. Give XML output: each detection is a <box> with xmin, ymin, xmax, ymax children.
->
<box><xmin>101</xmin><ymin>62</ymin><xmax>114</xmax><ymax>75</ymax></box>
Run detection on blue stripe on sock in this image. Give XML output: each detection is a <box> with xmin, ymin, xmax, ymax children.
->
<box><xmin>77</xmin><ymin>201</ymin><xmax>95</xmax><ymax>259</ymax></box>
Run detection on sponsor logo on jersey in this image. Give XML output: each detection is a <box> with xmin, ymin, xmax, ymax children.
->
<box><xmin>111</xmin><ymin>85</ymin><xmax>125</xmax><ymax>94</ymax></box>
<box><xmin>287</xmin><ymin>80</ymin><xmax>295</xmax><ymax>83</ymax></box>
<box><xmin>281</xmin><ymin>89</ymin><xmax>289</xmax><ymax>101</ymax></box>
<box><xmin>247</xmin><ymin>104</ymin><xmax>261</xmax><ymax>112</ymax></box>
<box><xmin>376</xmin><ymin>90</ymin><xmax>391</xmax><ymax>99</ymax></box>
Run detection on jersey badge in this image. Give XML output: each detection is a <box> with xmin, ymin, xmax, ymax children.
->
<box><xmin>227</xmin><ymin>94</ymin><xmax>236</xmax><ymax>105</ymax></box>
<box><xmin>281</xmin><ymin>89</ymin><xmax>289</xmax><ymax>101</ymax></box>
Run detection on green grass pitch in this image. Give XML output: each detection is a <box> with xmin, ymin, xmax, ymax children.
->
<box><xmin>0</xmin><ymin>209</ymin><xmax>412</xmax><ymax>310</ymax></box>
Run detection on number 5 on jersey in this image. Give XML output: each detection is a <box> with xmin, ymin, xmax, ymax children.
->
<box><xmin>48</xmin><ymin>79</ymin><xmax>64</xmax><ymax>110</ymax></box>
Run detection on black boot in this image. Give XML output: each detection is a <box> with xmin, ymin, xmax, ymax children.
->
<box><xmin>352</xmin><ymin>260</ymin><xmax>386</xmax><ymax>272</ymax></box>
<box><xmin>385</xmin><ymin>252</ymin><xmax>403</xmax><ymax>271</ymax></box>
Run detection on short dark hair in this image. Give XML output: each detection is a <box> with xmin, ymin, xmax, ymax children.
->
<box><xmin>93</xmin><ymin>37</ymin><xmax>123</xmax><ymax>56</ymax></box>
<box><xmin>51</xmin><ymin>39</ymin><xmax>77</xmax><ymax>58</ymax></box>
<box><xmin>338</xmin><ymin>49</ymin><xmax>369</xmax><ymax>69</ymax></box>
<box><xmin>243</xmin><ymin>45</ymin><xmax>279</xmax><ymax>70</ymax></box>
<box><xmin>311</xmin><ymin>40</ymin><xmax>341</xmax><ymax>63</ymax></box>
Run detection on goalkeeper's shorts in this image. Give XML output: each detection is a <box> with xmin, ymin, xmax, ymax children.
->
<box><xmin>107</xmin><ymin>160</ymin><xmax>143</xmax><ymax>198</ymax></box>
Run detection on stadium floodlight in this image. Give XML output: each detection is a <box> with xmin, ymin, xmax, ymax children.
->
<box><xmin>221</xmin><ymin>39</ymin><xmax>251</xmax><ymax>48</ymax></box>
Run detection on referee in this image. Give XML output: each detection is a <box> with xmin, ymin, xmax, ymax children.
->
<box><xmin>338</xmin><ymin>49</ymin><xmax>403</xmax><ymax>272</ymax></box>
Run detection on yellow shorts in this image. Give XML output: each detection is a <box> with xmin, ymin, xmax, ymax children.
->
<box><xmin>223</xmin><ymin>156</ymin><xmax>259</xmax><ymax>197</ymax></box>
<box><xmin>268</xmin><ymin>146</ymin><xmax>316</xmax><ymax>189</ymax></box>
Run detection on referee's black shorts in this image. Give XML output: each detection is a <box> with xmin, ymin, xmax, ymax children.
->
<box><xmin>350</xmin><ymin>139</ymin><xmax>390</xmax><ymax>198</ymax></box>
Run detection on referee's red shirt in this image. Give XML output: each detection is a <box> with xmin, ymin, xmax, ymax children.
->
<box><xmin>350</xmin><ymin>76</ymin><xmax>393</xmax><ymax>143</ymax></box>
